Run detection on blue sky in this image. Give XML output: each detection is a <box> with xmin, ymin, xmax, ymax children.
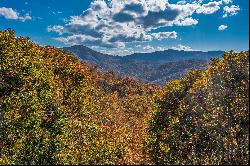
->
<box><xmin>0</xmin><ymin>0</ymin><xmax>249</xmax><ymax>55</ymax></box>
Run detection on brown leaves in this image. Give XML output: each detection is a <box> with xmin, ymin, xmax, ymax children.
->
<box><xmin>0</xmin><ymin>29</ymin><xmax>157</xmax><ymax>165</ymax></box>
<box><xmin>147</xmin><ymin>51</ymin><xmax>249</xmax><ymax>165</ymax></box>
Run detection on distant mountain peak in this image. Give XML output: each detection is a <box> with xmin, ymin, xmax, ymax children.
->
<box><xmin>62</xmin><ymin>45</ymin><xmax>224</xmax><ymax>86</ymax></box>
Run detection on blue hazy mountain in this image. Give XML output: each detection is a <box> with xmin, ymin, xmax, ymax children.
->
<box><xmin>63</xmin><ymin>45</ymin><xmax>223</xmax><ymax>86</ymax></box>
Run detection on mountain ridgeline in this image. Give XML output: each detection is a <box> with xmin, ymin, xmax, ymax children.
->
<box><xmin>0</xmin><ymin>29</ymin><xmax>249</xmax><ymax>165</ymax></box>
<box><xmin>63</xmin><ymin>45</ymin><xmax>224</xmax><ymax>86</ymax></box>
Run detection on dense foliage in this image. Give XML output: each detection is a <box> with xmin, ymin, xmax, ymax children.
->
<box><xmin>0</xmin><ymin>29</ymin><xmax>157</xmax><ymax>165</ymax></box>
<box><xmin>147</xmin><ymin>51</ymin><xmax>249</xmax><ymax>165</ymax></box>
<box><xmin>0</xmin><ymin>29</ymin><xmax>248</xmax><ymax>165</ymax></box>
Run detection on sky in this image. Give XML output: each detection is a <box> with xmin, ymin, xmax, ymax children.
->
<box><xmin>0</xmin><ymin>0</ymin><xmax>249</xmax><ymax>55</ymax></box>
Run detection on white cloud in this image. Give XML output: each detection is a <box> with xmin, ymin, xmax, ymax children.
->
<box><xmin>91</xmin><ymin>45</ymin><xmax>101</xmax><ymax>50</ymax></box>
<box><xmin>195</xmin><ymin>0</ymin><xmax>235</xmax><ymax>15</ymax></box>
<box><xmin>171</xmin><ymin>44</ymin><xmax>193</xmax><ymax>51</ymax></box>
<box><xmin>174</xmin><ymin>17</ymin><xmax>198</xmax><ymax>26</ymax></box>
<box><xmin>47</xmin><ymin>0</ymin><xmax>241</xmax><ymax>53</ymax></box>
<box><xmin>141</xmin><ymin>45</ymin><xmax>169</xmax><ymax>53</ymax></box>
<box><xmin>48</xmin><ymin>0</ymin><xmax>185</xmax><ymax>48</ymax></box>
<box><xmin>156</xmin><ymin>46</ymin><xmax>167</xmax><ymax>51</ymax></box>
<box><xmin>19</xmin><ymin>13</ymin><xmax>32</xmax><ymax>22</ymax></box>
<box><xmin>177</xmin><ymin>1</ymin><xmax>187</xmax><ymax>5</ymax></box>
<box><xmin>47</xmin><ymin>25</ymin><xmax>64</xmax><ymax>35</ymax></box>
<box><xmin>100</xmin><ymin>47</ymin><xmax>134</xmax><ymax>56</ymax></box>
<box><xmin>54</xmin><ymin>35</ymin><xmax>98</xmax><ymax>45</ymax></box>
<box><xmin>143</xmin><ymin>45</ymin><xmax>155</xmax><ymax>51</ymax></box>
<box><xmin>151</xmin><ymin>31</ymin><xmax>177</xmax><ymax>40</ymax></box>
<box><xmin>222</xmin><ymin>0</ymin><xmax>233</xmax><ymax>4</ymax></box>
<box><xmin>223</xmin><ymin>5</ymin><xmax>240</xmax><ymax>18</ymax></box>
<box><xmin>196</xmin><ymin>1</ymin><xmax>222</xmax><ymax>14</ymax></box>
<box><xmin>49</xmin><ymin>0</ymin><xmax>198</xmax><ymax>48</ymax></box>
<box><xmin>0</xmin><ymin>7</ymin><xmax>32</xmax><ymax>21</ymax></box>
<box><xmin>0</xmin><ymin>7</ymin><xmax>18</xmax><ymax>19</ymax></box>
<box><xmin>141</xmin><ymin>44</ymin><xmax>193</xmax><ymax>52</ymax></box>
<box><xmin>218</xmin><ymin>24</ymin><xmax>228</xmax><ymax>31</ymax></box>
<box><xmin>54</xmin><ymin>34</ymin><xmax>125</xmax><ymax>48</ymax></box>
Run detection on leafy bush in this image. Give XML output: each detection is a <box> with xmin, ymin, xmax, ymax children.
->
<box><xmin>0</xmin><ymin>29</ymin><xmax>156</xmax><ymax>165</ymax></box>
<box><xmin>147</xmin><ymin>51</ymin><xmax>249</xmax><ymax>165</ymax></box>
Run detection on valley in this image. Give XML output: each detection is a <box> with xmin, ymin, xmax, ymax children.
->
<box><xmin>63</xmin><ymin>45</ymin><xmax>224</xmax><ymax>86</ymax></box>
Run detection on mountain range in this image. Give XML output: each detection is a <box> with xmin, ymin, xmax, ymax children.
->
<box><xmin>63</xmin><ymin>45</ymin><xmax>224</xmax><ymax>86</ymax></box>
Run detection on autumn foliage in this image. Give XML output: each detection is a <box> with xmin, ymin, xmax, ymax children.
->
<box><xmin>0</xmin><ymin>29</ymin><xmax>249</xmax><ymax>165</ymax></box>
<box><xmin>147</xmin><ymin>51</ymin><xmax>249</xmax><ymax>164</ymax></box>
<box><xmin>0</xmin><ymin>29</ymin><xmax>157</xmax><ymax>164</ymax></box>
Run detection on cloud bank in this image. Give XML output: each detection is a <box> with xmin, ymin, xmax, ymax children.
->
<box><xmin>223</xmin><ymin>5</ymin><xmax>240</xmax><ymax>18</ymax></box>
<box><xmin>48</xmin><ymin>0</ymin><xmax>241</xmax><ymax>50</ymax></box>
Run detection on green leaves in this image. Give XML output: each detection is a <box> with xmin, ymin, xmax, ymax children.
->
<box><xmin>147</xmin><ymin>51</ymin><xmax>249</xmax><ymax>165</ymax></box>
<box><xmin>2</xmin><ymin>29</ymin><xmax>247</xmax><ymax>165</ymax></box>
<box><xmin>0</xmin><ymin>29</ymin><xmax>157</xmax><ymax>165</ymax></box>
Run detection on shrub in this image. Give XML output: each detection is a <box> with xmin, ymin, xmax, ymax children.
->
<box><xmin>147</xmin><ymin>51</ymin><xmax>249</xmax><ymax>165</ymax></box>
<box><xmin>0</xmin><ymin>29</ymin><xmax>156</xmax><ymax>165</ymax></box>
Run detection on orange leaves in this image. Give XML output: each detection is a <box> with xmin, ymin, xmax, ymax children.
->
<box><xmin>147</xmin><ymin>51</ymin><xmax>249</xmax><ymax>165</ymax></box>
<box><xmin>101</xmin><ymin>125</ymin><xmax>110</xmax><ymax>129</ymax></box>
<box><xmin>23</xmin><ymin>82</ymin><xmax>33</xmax><ymax>90</ymax></box>
<box><xmin>1</xmin><ymin>29</ymin><xmax>158</xmax><ymax>165</ymax></box>
<box><xmin>2</xmin><ymin>29</ymin><xmax>248</xmax><ymax>165</ymax></box>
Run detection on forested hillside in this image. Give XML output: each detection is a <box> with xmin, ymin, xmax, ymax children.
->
<box><xmin>63</xmin><ymin>45</ymin><xmax>223</xmax><ymax>86</ymax></box>
<box><xmin>0</xmin><ymin>29</ymin><xmax>157</xmax><ymax>165</ymax></box>
<box><xmin>0</xmin><ymin>30</ymin><xmax>249</xmax><ymax>165</ymax></box>
<box><xmin>147</xmin><ymin>51</ymin><xmax>249</xmax><ymax>165</ymax></box>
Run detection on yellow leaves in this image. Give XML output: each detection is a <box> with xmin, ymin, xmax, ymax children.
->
<box><xmin>0</xmin><ymin>156</ymin><xmax>9</xmax><ymax>165</ymax></box>
<box><xmin>160</xmin><ymin>143</ymin><xmax>170</xmax><ymax>153</ymax></box>
<box><xmin>232</xmin><ymin>138</ymin><xmax>238</xmax><ymax>146</ymax></box>
<box><xmin>147</xmin><ymin>51</ymin><xmax>249</xmax><ymax>165</ymax></box>
<box><xmin>196</xmin><ymin>78</ymin><xmax>207</xmax><ymax>87</ymax></box>
<box><xmin>1</xmin><ymin>29</ymin><xmax>249</xmax><ymax>165</ymax></box>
